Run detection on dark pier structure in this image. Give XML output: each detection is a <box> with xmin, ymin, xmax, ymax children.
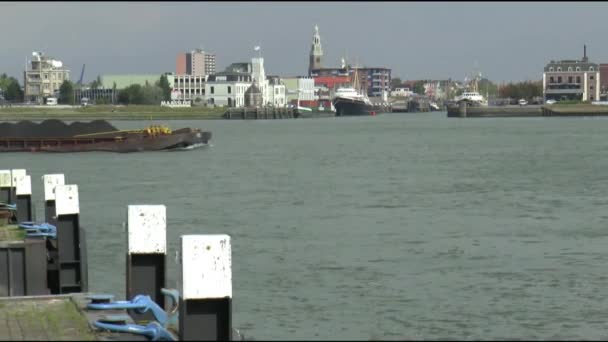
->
<box><xmin>223</xmin><ymin>107</ymin><xmax>297</xmax><ymax>120</ymax></box>
<box><xmin>444</xmin><ymin>101</ymin><xmax>608</xmax><ymax>118</ymax></box>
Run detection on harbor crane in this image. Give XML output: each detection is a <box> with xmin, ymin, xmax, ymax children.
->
<box><xmin>77</xmin><ymin>64</ymin><xmax>86</xmax><ymax>87</ymax></box>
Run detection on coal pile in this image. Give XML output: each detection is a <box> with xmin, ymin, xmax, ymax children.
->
<box><xmin>0</xmin><ymin>119</ymin><xmax>118</xmax><ymax>138</ymax></box>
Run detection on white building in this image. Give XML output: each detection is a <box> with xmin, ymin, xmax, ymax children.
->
<box><xmin>283</xmin><ymin>76</ymin><xmax>316</xmax><ymax>105</ymax></box>
<box><xmin>298</xmin><ymin>77</ymin><xmax>315</xmax><ymax>101</ymax></box>
<box><xmin>169</xmin><ymin>74</ymin><xmax>207</xmax><ymax>102</ymax></box>
<box><xmin>251</xmin><ymin>57</ymin><xmax>269</xmax><ymax>103</ymax></box>
<box><xmin>205</xmin><ymin>73</ymin><xmax>253</xmax><ymax>107</ymax></box>
<box><xmin>203</xmin><ymin>55</ymin><xmax>286</xmax><ymax>108</ymax></box>
<box><xmin>424</xmin><ymin>81</ymin><xmax>445</xmax><ymax>100</ymax></box>
<box><xmin>266</xmin><ymin>76</ymin><xmax>286</xmax><ymax>107</ymax></box>
<box><xmin>24</xmin><ymin>51</ymin><xmax>70</xmax><ymax>104</ymax></box>
<box><xmin>391</xmin><ymin>87</ymin><xmax>413</xmax><ymax>97</ymax></box>
<box><xmin>251</xmin><ymin>57</ymin><xmax>283</xmax><ymax>107</ymax></box>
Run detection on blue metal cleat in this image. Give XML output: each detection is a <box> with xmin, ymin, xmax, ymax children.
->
<box><xmin>0</xmin><ymin>203</ymin><xmax>17</xmax><ymax>211</ymax></box>
<box><xmin>18</xmin><ymin>222</ymin><xmax>56</xmax><ymax>232</ymax></box>
<box><xmin>94</xmin><ymin>314</ymin><xmax>177</xmax><ymax>341</ymax></box>
<box><xmin>21</xmin><ymin>224</ymin><xmax>57</xmax><ymax>239</ymax></box>
<box><xmin>87</xmin><ymin>288</ymin><xmax>180</xmax><ymax>328</ymax></box>
<box><xmin>160</xmin><ymin>288</ymin><xmax>179</xmax><ymax>329</ymax></box>
<box><xmin>87</xmin><ymin>294</ymin><xmax>115</xmax><ymax>304</ymax></box>
<box><xmin>18</xmin><ymin>222</ymin><xmax>57</xmax><ymax>239</ymax></box>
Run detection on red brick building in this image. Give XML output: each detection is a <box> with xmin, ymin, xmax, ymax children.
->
<box><xmin>313</xmin><ymin>76</ymin><xmax>351</xmax><ymax>90</ymax></box>
<box><xmin>600</xmin><ymin>63</ymin><xmax>608</xmax><ymax>95</ymax></box>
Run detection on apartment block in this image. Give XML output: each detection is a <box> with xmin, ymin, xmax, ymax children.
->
<box><xmin>24</xmin><ymin>51</ymin><xmax>70</xmax><ymax>104</ymax></box>
<box><xmin>176</xmin><ymin>49</ymin><xmax>216</xmax><ymax>77</ymax></box>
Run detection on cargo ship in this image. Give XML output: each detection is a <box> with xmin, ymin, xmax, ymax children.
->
<box><xmin>0</xmin><ymin>120</ymin><xmax>211</xmax><ymax>153</ymax></box>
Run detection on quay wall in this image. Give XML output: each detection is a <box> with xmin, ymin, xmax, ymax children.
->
<box><xmin>447</xmin><ymin>104</ymin><xmax>608</xmax><ymax>118</ymax></box>
<box><xmin>223</xmin><ymin>107</ymin><xmax>296</xmax><ymax>120</ymax></box>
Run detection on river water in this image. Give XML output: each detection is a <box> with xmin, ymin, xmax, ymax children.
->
<box><xmin>3</xmin><ymin>112</ymin><xmax>608</xmax><ymax>340</ymax></box>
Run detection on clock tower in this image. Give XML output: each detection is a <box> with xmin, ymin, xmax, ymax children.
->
<box><xmin>308</xmin><ymin>25</ymin><xmax>323</xmax><ymax>76</ymax></box>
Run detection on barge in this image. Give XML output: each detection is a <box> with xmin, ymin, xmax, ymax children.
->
<box><xmin>0</xmin><ymin>120</ymin><xmax>211</xmax><ymax>153</ymax></box>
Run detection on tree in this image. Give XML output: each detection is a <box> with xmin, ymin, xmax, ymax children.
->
<box><xmin>141</xmin><ymin>83</ymin><xmax>163</xmax><ymax>104</ymax></box>
<box><xmin>118</xmin><ymin>84</ymin><xmax>144</xmax><ymax>104</ymax></box>
<box><xmin>90</xmin><ymin>75</ymin><xmax>102</xmax><ymax>90</ymax></box>
<box><xmin>59</xmin><ymin>80</ymin><xmax>75</xmax><ymax>104</ymax></box>
<box><xmin>390</xmin><ymin>77</ymin><xmax>402</xmax><ymax>89</ymax></box>
<box><xmin>0</xmin><ymin>73</ymin><xmax>10</xmax><ymax>91</ymax></box>
<box><xmin>413</xmin><ymin>81</ymin><xmax>425</xmax><ymax>95</ymax></box>
<box><xmin>498</xmin><ymin>81</ymin><xmax>542</xmax><ymax>100</ymax></box>
<box><xmin>117</xmin><ymin>83</ymin><xmax>165</xmax><ymax>105</ymax></box>
<box><xmin>477</xmin><ymin>78</ymin><xmax>498</xmax><ymax>97</ymax></box>
<box><xmin>158</xmin><ymin>74</ymin><xmax>171</xmax><ymax>101</ymax></box>
<box><xmin>5</xmin><ymin>79</ymin><xmax>23</xmax><ymax>102</ymax></box>
<box><xmin>0</xmin><ymin>74</ymin><xmax>23</xmax><ymax>102</ymax></box>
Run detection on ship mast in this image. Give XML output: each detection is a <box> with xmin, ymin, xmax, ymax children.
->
<box><xmin>353</xmin><ymin>58</ymin><xmax>360</xmax><ymax>93</ymax></box>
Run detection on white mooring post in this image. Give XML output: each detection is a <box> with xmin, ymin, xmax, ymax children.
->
<box><xmin>0</xmin><ymin>170</ymin><xmax>12</xmax><ymax>203</ymax></box>
<box><xmin>9</xmin><ymin>169</ymin><xmax>26</xmax><ymax>203</ymax></box>
<box><xmin>52</xmin><ymin>184</ymin><xmax>87</xmax><ymax>294</ymax></box>
<box><xmin>179</xmin><ymin>234</ymin><xmax>232</xmax><ymax>341</ymax></box>
<box><xmin>14</xmin><ymin>174</ymin><xmax>32</xmax><ymax>222</ymax></box>
<box><xmin>126</xmin><ymin>204</ymin><xmax>167</xmax><ymax>321</ymax></box>
<box><xmin>42</xmin><ymin>174</ymin><xmax>65</xmax><ymax>224</ymax></box>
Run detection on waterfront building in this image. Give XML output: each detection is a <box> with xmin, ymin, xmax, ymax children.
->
<box><xmin>225</xmin><ymin>62</ymin><xmax>252</xmax><ymax>74</ymax></box>
<box><xmin>24</xmin><ymin>51</ymin><xmax>70</xmax><ymax>104</ymax></box>
<box><xmin>205</xmin><ymin>72</ymin><xmax>252</xmax><ymax>107</ymax></box>
<box><xmin>73</xmin><ymin>88</ymin><xmax>117</xmax><ymax>105</ymax></box>
<box><xmin>424</xmin><ymin>81</ymin><xmax>448</xmax><ymax>100</ymax></box>
<box><xmin>313</xmin><ymin>75</ymin><xmax>351</xmax><ymax>91</ymax></box>
<box><xmin>283</xmin><ymin>76</ymin><xmax>316</xmax><ymax>104</ymax></box>
<box><xmin>599</xmin><ymin>63</ymin><xmax>608</xmax><ymax>99</ymax></box>
<box><xmin>311</xmin><ymin>66</ymin><xmax>390</xmax><ymax>97</ymax></box>
<box><xmin>282</xmin><ymin>77</ymin><xmax>298</xmax><ymax>102</ymax></box>
<box><xmin>265</xmin><ymin>76</ymin><xmax>286</xmax><ymax>107</ymax></box>
<box><xmin>100</xmin><ymin>74</ymin><xmax>164</xmax><ymax>90</ymax></box>
<box><xmin>305</xmin><ymin>25</ymin><xmax>390</xmax><ymax>97</ymax></box>
<box><xmin>251</xmin><ymin>57</ymin><xmax>286</xmax><ymax>107</ymax></box>
<box><xmin>543</xmin><ymin>45</ymin><xmax>600</xmax><ymax>102</ymax></box>
<box><xmin>203</xmin><ymin>55</ymin><xmax>285</xmax><ymax>108</ymax></box>
<box><xmin>391</xmin><ymin>87</ymin><xmax>413</xmax><ymax>97</ymax></box>
<box><xmin>176</xmin><ymin>49</ymin><xmax>216</xmax><ymax>76</ymax></box>
<box><xmin>244</xmin><ymin>81</ymin><xmax>263</xmax><ymax>107</ymax></box>
<box><xmin>170</xmin><ymin>74</ymin><xmax>206</xmax><ymax>102</ymax></box>
<box><xmin>362</xmin><ymin>67</ymin><xmax>391</xmax><ymax>97</ymax></box>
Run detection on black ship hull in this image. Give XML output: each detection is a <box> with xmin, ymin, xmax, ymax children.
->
<box><xmin>332</xmin><ymin>97</ymin><xmax>374</xmax><ymax>116</ymax></box>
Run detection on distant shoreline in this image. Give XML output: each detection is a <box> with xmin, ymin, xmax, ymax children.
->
<box><xmin>0</xmin><ymin>105</ymin><xmax>226</xmax><ymax>121</ymax></box>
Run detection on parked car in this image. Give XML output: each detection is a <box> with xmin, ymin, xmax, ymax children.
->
<box><xmin>545</xmin><ymin>99</ymin><xmax>557</xmax><ymax>105</ymax></box>
<box><xmin>518</xmin><ymin>98</ymin><xmax>528</xmax><ymax>106</ymax></box>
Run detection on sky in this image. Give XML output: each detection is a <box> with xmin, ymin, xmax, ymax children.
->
<box><xmin>1</xmin><ymin>1</ymin><xmax>607</xmax><ymax>84</ymax></box>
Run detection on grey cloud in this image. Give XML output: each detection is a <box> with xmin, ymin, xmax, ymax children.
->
<box><xmin>2</xmin><ymin>2</ymin><xmax>608</xmax><ymax>84</ymax></box>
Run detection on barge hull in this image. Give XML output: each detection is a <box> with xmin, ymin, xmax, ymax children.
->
<box><xmin>0</xmin><ymin>130</ymin><xmax>211</xmax><ymax>153</ymax></box>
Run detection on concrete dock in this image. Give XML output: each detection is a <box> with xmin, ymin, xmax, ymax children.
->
<box><xmin>0</xmin><ymin>169</ymin><xmax>240</xmax><ymax>341</ymax></box>
<box><xmin>0</xmin><ymin>294</ymin><xmax>150</xmax><ymax>341</ymax></box>
<box><xmin>447</xmin><ymin>103</ymin><xmax>608</xmax><ymax>118</ymax></box>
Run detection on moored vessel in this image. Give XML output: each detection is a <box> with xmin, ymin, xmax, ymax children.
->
<box><xmin>0</xmin><ymin>120</ymin><xmax>211</xmax><ymax>153</ymax></box>
<box><xmin>332</xmin><ymin>66</ymin><xmax>375</xmax><ymax>116</ymax></box>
